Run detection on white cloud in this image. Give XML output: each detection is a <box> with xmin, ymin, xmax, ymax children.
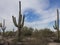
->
<box><xmin>0</xmin><ymin>0</ymin><xmax>60</xmax><ymax>31</ymax></box>
<box><xmin>20</xmin><ymin>0</ymin><xmax>49</xmax><ymax>13</ymax></box>
<box><xmin>0</xmin><ymin>0</ymin><xmax>19</xmax><ymax>31</ymax></box>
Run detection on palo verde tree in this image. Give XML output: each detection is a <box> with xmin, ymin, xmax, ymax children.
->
<box><xmin>12</xmin><ymin>1</ymin><xmax>25</xmax><ymax>42</ymax></box>
<box><xmin>53</xmin><ymin>9</ymin><xmax>60</xmax><ymax>42</ymax></box>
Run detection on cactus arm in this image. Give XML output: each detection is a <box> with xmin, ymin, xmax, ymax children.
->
<box><xmin>53</xmin><ymin>26</ymin><xmax>57</xmax><ymax>30</ymax></box>
<box><xmin>12</xmin><ymin>16</ymin><xmax>18</xmax><ymax>27</ymax></box>
<box><xmin>21</xmin><ymin>15</ymin><xmax>25</xmax><ymax>27</ymax></box>
<box><xmin>1</xmin><ymin>26</ymin><xmax>6</xmax><ymax>30</ymax></box>
<box><xmin>53</xmin><ymin>21</ymin><xmax>57</xmax><ymax>30</ymax></box>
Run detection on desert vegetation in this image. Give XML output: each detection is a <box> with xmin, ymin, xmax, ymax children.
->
<box><xmin>0</xmin><ymin>26</ymin><xmax>60</xmax><ymax>45</ymax></box>
<box><xmin>0</xmin><ymin>1</ymin><xmax>60</xmax><ymax>45</ymax></box>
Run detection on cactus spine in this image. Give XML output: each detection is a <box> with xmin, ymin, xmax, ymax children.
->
<box><xmin>12</xmin><ymin>1</ymin><xmax>25</xmax><ymax>42</ymax></box>
<box><xmin>53</xmin><ymin>9</ymin><xmax>59</xmax><ymax>41</ymax></box>
<box><xmin>1</xmin><ymin>19</ymin><xmax>6</xmax><ymax>37</ymax></box>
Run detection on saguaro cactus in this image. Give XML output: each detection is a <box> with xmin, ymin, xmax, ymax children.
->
<box><xmin>12</xmin><ymin>1</ymin><xmax>25</xmax><ymax>42</ymax></box>
<box><xmin>53</xmin><ymin>9</ymin><xmax>59</xmax><ymax>41</ymax></box>
<box><xmin>1</xmin><ymin>19</ymin><xmax>6</xmax><ymax>37</ymax></box>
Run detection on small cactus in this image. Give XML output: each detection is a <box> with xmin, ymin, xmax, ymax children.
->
<box><xmin>1</xmin><ymin>19</ymin><xmax>6</xmax><ymax>37</ymax></box>
<box><xmin>12</xmin><ymin>1</ymin><xmax>25</xmax><ymax>42</ymax></box>
<box><xmin>53</xmin><ymin>9</ymin><xmax>59</xmax><ymax>41</ymax></box>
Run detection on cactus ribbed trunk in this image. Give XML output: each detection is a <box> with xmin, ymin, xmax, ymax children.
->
<box><xmin>57</xmin><ymin>9</ymin><xmax>59</xmax><ymax>41</ymax></box>
<box><xmin>18</xmin><ymin>28</ymin><xmax>21</xmax><ymax>42</ymax></box>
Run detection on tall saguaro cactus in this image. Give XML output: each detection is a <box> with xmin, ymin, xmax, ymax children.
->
<box><xmin>1</xmin><ymin>19</ymin><xmax>6</xmax><ymax>37</ymax></box>
<box><xmin>12</xmin><ymin>1</ymin><xmax>25</xmax><ymax>42</ymax></box>
<box><xmin>53</xmin><ymin>9</ymin><xmax>59</xmax><ymax>41</ymax></box>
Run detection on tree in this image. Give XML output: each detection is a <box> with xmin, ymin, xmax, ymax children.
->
<box><xmin>22</xmin><ymin>26</ymin><xmax>33</xmax><ymax>37</ymax></box>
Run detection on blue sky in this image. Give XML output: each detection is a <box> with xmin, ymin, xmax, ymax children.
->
<box><xmin>0</xmin><ymin>0</ymin><xmax>60</xmax><ymax>31</ymax></box>
<box><xmin>23</xmin><ymin>9</ymin><xmax>40</xmax><ymax>22</ymax></box>
<box><xmin>44</xmin><ymin>0</ymin><xmax>60</xmax><ymax>10</ymax></box>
